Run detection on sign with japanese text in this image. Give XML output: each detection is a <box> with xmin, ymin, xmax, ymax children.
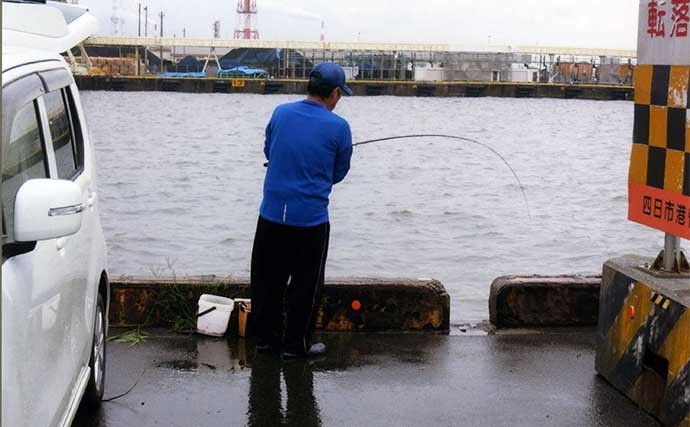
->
<box><xmin>639</xmin><ymin>0</ymin><xmax>690</xmax><ymax>64</ymax></box>
<box><xmin>629</xmin><ymin>0</ymin><xmax>690</xmax><ymax>239</ymax></box>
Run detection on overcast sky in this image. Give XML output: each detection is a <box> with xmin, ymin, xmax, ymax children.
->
<box><xmin>82</xmin><ymin>0</ymin><xmax>640</xmax><ymax>50</ymax></box>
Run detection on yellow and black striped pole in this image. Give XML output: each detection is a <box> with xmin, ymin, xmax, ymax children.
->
<box><xmin>597</xmin><ymin>2</ymin><xmax>689</xmax><ymax>426</ymax></box>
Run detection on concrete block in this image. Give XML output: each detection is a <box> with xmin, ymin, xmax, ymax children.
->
<box><xmin>314</xmin><ymin>278</ymin><xmax>450</xmax><ymax>332</ymax></box>
<box><xmin>489</xmin><ymin>275</ymin><xmax>601</xmax><ymax>328</ymax></box>
<box><xmin>109</xmin><ymin>276</ymin><xmax>450</xmax><ymax>333</ymax></box>
<box><xmin>596</xmin><ymin>255</ymin><xmax>690</xmax><ymax>427</ymax></box>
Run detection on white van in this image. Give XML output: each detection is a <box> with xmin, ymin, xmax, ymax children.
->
<box><xmin>2</xmin><ymin>1</ymin><xmax>109</xmax><ymax>426</ymax></box>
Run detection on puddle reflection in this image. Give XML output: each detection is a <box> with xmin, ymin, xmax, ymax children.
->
<box><xmin>247</xmin><ymin>354</ymin><xmax>321</xmax><ymax>427</ymax></box>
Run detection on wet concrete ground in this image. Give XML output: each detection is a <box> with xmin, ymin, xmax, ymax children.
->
<box><xmin>74</xmin><ymin>328</ymin><xmax>659</xmax><ymax>427</ymax></box>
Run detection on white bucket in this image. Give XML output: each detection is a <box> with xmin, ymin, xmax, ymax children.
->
<box><xmin>196</xmin><ymin>294</ymin><xmax>234</xmax><ymax>337</ymax></box>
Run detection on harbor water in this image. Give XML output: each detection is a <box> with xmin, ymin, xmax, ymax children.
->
<box><xmin>82</xmin><ymin>92</ymin><xmax>674</xmax><ymax>323</ymax></box>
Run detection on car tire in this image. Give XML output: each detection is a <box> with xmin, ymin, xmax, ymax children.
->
<box><xmin>83</xmin><ymin>293</ymin><xmax>106</xmax><ymax>407</ymax></box>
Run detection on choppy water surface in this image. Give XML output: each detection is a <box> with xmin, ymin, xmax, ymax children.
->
<box><xmin>82</xmin><ymin>92</ymin><xmax>673</xmax><ymax>323</ymax></box>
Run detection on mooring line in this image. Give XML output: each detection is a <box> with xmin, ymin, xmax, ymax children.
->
<box><xmin>352</xmin><ymin>134</ymin><xmax>532</xmax><ymax>220</ymax></box>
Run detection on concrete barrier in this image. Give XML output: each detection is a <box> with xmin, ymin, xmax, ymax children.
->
<box><xmin>109</xmin><ymin>276</ymin><xmax>450</xmax><ymax>333</ymax></box>
<box><xmin>489</xmin><ymin>275</ymin><xmax>601</xmax><ymax>328</ymax></box>
<box><xmin>596</xmin><ymin>255</ymin><xmax>690</xmax><ymax>427</ymax></box>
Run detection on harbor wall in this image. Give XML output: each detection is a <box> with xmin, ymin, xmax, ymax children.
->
<box><xmin>110</xmin><ymin>274</ymin><xmax>609</xmax><ymax>333</ymax></box>
<box><xmin>75</xmin><ymin>75</ymin><xmax>633</xmax><ymax>101</ymax></box>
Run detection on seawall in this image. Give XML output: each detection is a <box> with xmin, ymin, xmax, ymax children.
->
<box><xmin>76</xmin><ymin>76</ymin><xmax>633</xmax><ymax>101</ymax></box>
<box><xmin>109</xmin><ymin>276</ymin><xmax>451</xmax><ymax>334</ymax></box>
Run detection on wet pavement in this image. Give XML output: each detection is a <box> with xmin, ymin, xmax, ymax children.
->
<box><xmin>73</xmin><ymin>328</ymin><xmax>659</xmax><ymax>427</ymax></box>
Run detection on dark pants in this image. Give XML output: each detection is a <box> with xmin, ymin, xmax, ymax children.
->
<box><xmin>250</xmin><ymin>216</ymin><xmax>330</xmax><ymax>354</ymax></box>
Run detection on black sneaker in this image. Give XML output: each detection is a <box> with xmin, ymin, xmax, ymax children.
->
<box><xmin>283</xmin><ymin>343</ymin><xmax>326</xmax><ymax>359</ymax></box>
<box><xmin>256</xmin><ymin>343</ymin><xmax>272</xmax><ymax>352</ymax></box>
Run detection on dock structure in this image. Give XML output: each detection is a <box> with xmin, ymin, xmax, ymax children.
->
<box><xmin>73</xmin><ymin>75</ymin><xmax>634</xmax><ymax>101</ymax></box>
<box><xmin>75</xmin><ymin>36</ymin><xmax>636</xmax><ymax>86</ymax></box>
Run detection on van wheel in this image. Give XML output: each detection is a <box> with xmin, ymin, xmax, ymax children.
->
<box><xmin>83</xmin><ymin>294</ymin><xmax>106</xmax><ymax>407</ymax></box>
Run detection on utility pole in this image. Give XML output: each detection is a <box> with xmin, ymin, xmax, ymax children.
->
<box><xmin>143</xmin><ymin>6</ymin><xmax>148</xmax><ymax>74</ymax></box>
<box><xmin>159</xmin><ymin>11</ymin><xmax>165</xmax><ymax>73</ymax></box>
<box><xmin>664</xmin><ymin>234</ymin><xmax>682</xmax><ymax>271</ymax></box>
<box><xmin>183</xmin><ymin>28</ymin><xmax>186</xmax><ymax>57</ymax></box>
<box><xmin>135</xmin><ymin>3</ymin><xmax>141</xmax><ymax>76</ymax></box>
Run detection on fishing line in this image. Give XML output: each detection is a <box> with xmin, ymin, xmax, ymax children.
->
<box><xmin>102</xmin><ymin>368</ymin><xmax>147</xmax><ymax>403</ymax></box>
<box><xmin>353</xmin><ymin>134</ymin><xmax>531</xmax><ymax>220</ymax></box>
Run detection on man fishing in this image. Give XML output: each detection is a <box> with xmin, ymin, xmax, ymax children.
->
<box><xmin>251</xmin><ymin>62</ymin><xmax>353</xmax><ymax>358</ymax></box>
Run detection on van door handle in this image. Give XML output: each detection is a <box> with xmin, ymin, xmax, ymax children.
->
<box><xmin>56</xmin><ymin>237</ymin><xmax>67</xmax><ymax>251</ymax></box>
<box><xmin>87</xmin><ymin>192</ymin><xmax>97</xmax><ymax>208</ymax></box>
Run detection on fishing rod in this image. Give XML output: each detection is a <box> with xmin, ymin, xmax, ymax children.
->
<box><xmin>352</xmin><ymin>134</ymin><xmax>531</xmax><ymax>220</ymax></box>
<box><xmin>264</xmin><ymin>134</ymin><xmax>531</xmax><ymax>219</ymax></box>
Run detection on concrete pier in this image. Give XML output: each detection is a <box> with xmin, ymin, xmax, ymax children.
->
<box><xmin>73</xmin><ymin>328</ymin><xmax>659</xmax><ymax>426</ymax></box>
<box><xmin>75</xmin><ymin>75</ymin><xmax>633</xmax><ymax>101</ymax></box>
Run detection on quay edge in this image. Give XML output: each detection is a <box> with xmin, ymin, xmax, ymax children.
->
<box><xmin>75</xmin><ymin>75</ymin><xmax>634</xmax><ymax>101</ymax></box>
<box><xmin>109</xmin><ymin>276</ymin><xmax>451</xmax><ymax>334</ymax></box>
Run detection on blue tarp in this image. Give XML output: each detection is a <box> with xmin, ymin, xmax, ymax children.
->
<box><xmin>217</xmin><ymin>66</ymin><xmax>268</xmax><ymax>78</ymax></box>
<box><xmin>158</xmin><ymin>72</ymin><xmax>206</xmax><ymax>78</ymax></box>
<box><xmin>218</xmin><ymin>66</ymin><xmax>266</xmax><ymax>75</ymax></box>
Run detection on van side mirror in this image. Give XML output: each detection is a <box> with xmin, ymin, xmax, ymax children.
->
<box><xmin>14</xmin><ymin>179</ymin><xmax>83</xmax><ymax>242</ymax></box>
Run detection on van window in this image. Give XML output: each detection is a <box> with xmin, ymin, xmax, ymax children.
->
<box><xmin>63</xmin><ymin>86</ymin><xmax>84</xmax><ymax>172</ymax></box>
<box><xmin>64</xmin><ymin>87</ymin><xmax>84</xmax><ymax>171</ymax></box>
<box><xmin>2</xmin><ymin>101</ymin><xmax>48</xmax><ymax>242</ymax></box>
<box><xmin>43</xmin><ymin>89</ymin><xmax>79</xmax><ymax>180</ymax></box>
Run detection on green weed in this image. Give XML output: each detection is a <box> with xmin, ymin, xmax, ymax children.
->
<box><xmin>108</xmin><ymin>328</ymin><xmax>148</xmax><ymax>346</ymax></box>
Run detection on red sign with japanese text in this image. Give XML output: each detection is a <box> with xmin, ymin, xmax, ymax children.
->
<box><xmin>629</xmin><ymin>183</ymin><xmax>690</xmax><ymax>238</ymax></box>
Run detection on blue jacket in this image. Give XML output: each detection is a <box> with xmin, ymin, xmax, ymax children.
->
<box><xmin>260</xmin><ymin>99</ymin><xmax>352</xmax><ymax>227</ymax></box>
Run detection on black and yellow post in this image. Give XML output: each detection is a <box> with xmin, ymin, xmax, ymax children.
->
<box><xmin>628</xmin><ymin>63</ymin><xmax>690</xmax><ymax>239</ymax></box>
<box><xmin>596</xmin><ymin>256</ymin><xmax>689</xmax><ymax>426</ymax></box>
<box><xmin>596</xmin><ymin>2</ymin><xmax>690</xmax><ymax>426</ymax></box>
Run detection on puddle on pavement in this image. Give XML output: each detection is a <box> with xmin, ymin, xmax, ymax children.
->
<box><xmin>156</xmin><ymin>337</ymin><xmax>254</xmax><ymax>373</ymax></box>
<box><xmin>158</xmin><ymin>360</ymin><xmax>199</xmax><ymax>371</ymax></box>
